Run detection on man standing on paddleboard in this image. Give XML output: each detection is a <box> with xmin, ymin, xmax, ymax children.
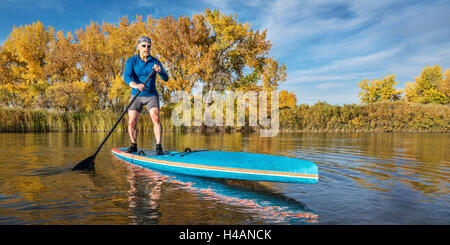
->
<box><xmin>123</xmin><ymin>36</ymin><xmax>169</xmax><ymax>155</ymax></box>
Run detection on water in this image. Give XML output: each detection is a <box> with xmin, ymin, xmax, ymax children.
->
<box><xmin>0</xmin><ymin>132</ymin><xmax>448</xmax><ymax>225</ymax></box>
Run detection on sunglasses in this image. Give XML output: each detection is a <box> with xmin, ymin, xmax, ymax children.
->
<box><xmin>140</xmin><ymin>44</ymin><xmax>151</xmax><ymax>48</ymax></box>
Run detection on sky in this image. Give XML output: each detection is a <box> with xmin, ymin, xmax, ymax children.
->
<box><xmin>1</xmin><ymin>0</ymin><xmax>449</xmax><ymax>105</ymax></box>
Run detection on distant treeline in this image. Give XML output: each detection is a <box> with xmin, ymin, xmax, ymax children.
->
<box><xmin>1</xmin><ymin>101</ymin><xmax>448</xmax><ymax>133</ymax></box>
<box><xmin>358</xmin><ymin>65</ymin><xmax>449</xmax><ymax>105</ymax></box>
<box><xmin>279</xmin><ymin>101</ymin><xmax>449</xmax><ymax>132</ymax></box>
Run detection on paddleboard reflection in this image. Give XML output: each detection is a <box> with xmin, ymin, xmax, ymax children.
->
<box><xmin>123</xmin><ymin>160</ymin><xmax>318</xmax><ymax>225</ymax></box>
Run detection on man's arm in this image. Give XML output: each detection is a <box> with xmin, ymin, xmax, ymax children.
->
<box><xmin>124</xmin><ymin>57</ymin><xmax>145</xmax><ymax>91</ymax></box>
<box><xmin>155</xmin><ymin>60</ymin><xmax>169</xmax><ymax>82</ymax></box>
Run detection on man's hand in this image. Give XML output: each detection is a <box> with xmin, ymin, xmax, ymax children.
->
<box><xmin>130</xmin><ymin>82</ymin><xmax>145</xmax><ymax>91</ymax></box>
<box><xmin>153</xmin><ymin>64</ymin><xmax>161</xmax><ymax>73</ymax></box>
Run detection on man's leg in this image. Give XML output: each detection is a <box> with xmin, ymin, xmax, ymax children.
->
<box><xmin>149</xmin><ymin>107</ymin><xmax>162</xmax><ymax>145</ymax></box>
<box><xmin>128</xmin><ymin>109</ymin><xmax>140</xmax><ymax>146</ymax></box>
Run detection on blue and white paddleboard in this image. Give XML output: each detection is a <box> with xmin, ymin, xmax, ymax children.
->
<box><xmin>112</xmin><ymin>148</ymin><xmax>319</xmax><ymax>184</ymax></box>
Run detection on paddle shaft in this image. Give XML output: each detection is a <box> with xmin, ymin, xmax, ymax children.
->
<box><xmin>91</xmin><ymin>70</ymin><xmax>156</xmax><ymax>158</ymax></box>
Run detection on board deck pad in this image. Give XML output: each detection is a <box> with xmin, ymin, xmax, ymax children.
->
<box><xmin>112</xmin><ymin>148</ymin><xmax>319</xmax><ymax>184</ymax></box>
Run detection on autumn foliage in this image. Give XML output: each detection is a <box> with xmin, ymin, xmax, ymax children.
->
<box><xmin>0</xmin><ymin>10</ymin><xmax>290</xmax><ymax>112</ymax></box>
<box><xmin>358</xmin><ymin>65</ymin><xmax>449</xmax><ymax>105</ymax></box>
<box><xmin>403</xmin><ymin>65</ymin><xmax>450</xmax><ymax>104</ymax></box>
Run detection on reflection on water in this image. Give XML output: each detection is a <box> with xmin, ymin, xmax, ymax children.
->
<box><xmin>123</xmin><ymin>163</ymin><xmax>317</xmax><ymax>225</ymax></box>
<box><xmin>291</xmin><ymin>133</ymin><xmax>449</xmax><ymax>197</ymax></box>
<box><xmin>0</xmin><ymin>132</ymin><xmax>448</xmax><ymax>224</ymax></box>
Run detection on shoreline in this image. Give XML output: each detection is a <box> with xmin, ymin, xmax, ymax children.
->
<box><xmin>0</xmin><ymin>126</ymin><xmax>448</xmax><ymax>134</ymax></box>
<box><xmin>1</xmin><ymin>101</ymin><xmax>448</xmax><ymax>133</ymax></box>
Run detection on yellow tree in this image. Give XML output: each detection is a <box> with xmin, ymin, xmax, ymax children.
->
<box><xmin>44</xmin><ymin>30</ymin><xmax>98</xmax><ymax>111</ymax></box>
<box><xmin>261</xmin><ymin>58</ymin><xmax>287</xmax><ymax>91</ymax></box>
<box><xmin>404</xmin><ymin>65</ymin><xmax>449</xmax><ymax>104</ymax></box>
<box><xmin>358</xmin><ymin>74</ymin><xmax>402</xmax><ymax>104</ymax></box>
<box><xmin>440</xmin><ymin>69</ymin><xmax>450</xmax><ymax>98</ymax></box>
<box><xmin>75</xmin><ymin>21</ymin><xmax>111</xmax><ymax>109</ymax></box>
<box><xmin>1</xmin><ymin>21</ymin><xmax>54</xmax><ymax>108</ymax></box>
<box><xmin>45</xmin><ymin>81</ymin><xmax>97</xmax><ymax>112</ymax></box>
<box><xmin>151</xmin><ymin>14</ymin><xmax>209</xmax><ymax>102</ymax></box>
<box><xmin>202</xmin><ymin>9</ymin><xmax>285</xmax><ymax>93</ymax></box>
<box><xmin>279</xmin><ymin>90</ymin><xmax>297</xmax><ymax>108</ymax></box>
<box><xmin>45</xmin><ymin>31</ymin><xmax>83</xmax><ymax>83</ymax></box>
<box><xmin>0</xmin><ymin>46</ymin><xmax>25</xmax><ymax>107</ymax></box>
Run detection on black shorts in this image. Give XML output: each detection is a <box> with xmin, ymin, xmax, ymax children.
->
<box><xmin>128</xmin><ymin>96</ymin><xmax>159</xmax><ymax>113</ymax></box>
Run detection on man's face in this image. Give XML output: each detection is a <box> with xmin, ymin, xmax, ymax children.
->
<box><xmin>138</xmin><ymin>42</ymin><xmax>151</xmax><ymax>56</ymax></box>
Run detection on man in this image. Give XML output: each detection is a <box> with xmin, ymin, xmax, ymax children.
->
<box><xmin>123</xmin><ymin>36</ymin><xmax>169</xmax><ymax>155</ymax></box>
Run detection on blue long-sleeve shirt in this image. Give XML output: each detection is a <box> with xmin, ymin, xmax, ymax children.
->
<box><xmin>123</xmin><ymin>54</ymin><xmax>169</xmax><ymax>97</ymax></box>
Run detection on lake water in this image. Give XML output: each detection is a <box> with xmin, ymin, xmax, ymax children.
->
<box><xmin>0</xmin><ymin>131</ymin><xmax>448</xmax><ymax>225</ymax></box>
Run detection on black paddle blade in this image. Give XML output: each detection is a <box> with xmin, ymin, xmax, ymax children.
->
<box><xmin>72</xmin><ymin>155</ymin><xmax>95</xmax><ymax>170</ymax></box>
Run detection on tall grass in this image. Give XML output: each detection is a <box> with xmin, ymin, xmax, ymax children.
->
<box><xmin>0</xmin><ymin>107</ymin><xmax>172</xmax><ymax>132</ymax></box>
<box><xmin>0</xmin><ymin>101</ymin><xmax>448</xmax><ymax>132</ymax></box>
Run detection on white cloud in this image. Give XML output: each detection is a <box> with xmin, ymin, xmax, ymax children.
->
<box><xmin>288</xmin><ymin>72</ymin><xmax>377</xmax><ymax>84</ymax></box>
<box><xmin>315</xmin><ymin>82</ymin><xmax>343</xmax><ymax>90</ymax></box>
<box><xmin>293</xmin><ymin>85</ymin><xmax>361</xmax><ymax>105</ymax></box>
<box><xmin>292</xmin><ymin>48</ymin><xmax>400</xmax><ymax>78</ymax></box>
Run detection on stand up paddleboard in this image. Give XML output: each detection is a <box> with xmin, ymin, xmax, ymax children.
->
<box><xmin>112</xmin><ymin>148</ymin><xmax>318</xmax><ymax>184</ymax></box>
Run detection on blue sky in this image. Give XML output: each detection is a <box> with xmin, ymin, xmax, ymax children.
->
<box><xmin>1</xmin><ymin>0</ymin><xmax>450</xmax><ymax>105</ymax></box>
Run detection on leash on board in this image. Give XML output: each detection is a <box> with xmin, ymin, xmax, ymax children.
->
<box><xmin>170</xmin><ymin>148</ymin><xmax>209</xmax><ymax>157</ymax></box>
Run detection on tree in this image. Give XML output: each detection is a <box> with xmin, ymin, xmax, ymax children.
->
<box><xmin>279</xmin><ymin>90</ymin><xmax>297</xmax><ymax>109</ymax></box>
<box><xmin>404</xmin><ymin>65</ymin><xmax>449</xmax><ymax>104</ymax></box>
<box><xmin>149</xmin><ymin>9</ymin><xmax>286</xmax><ymax>102</ymax></box>
<box><xmin>202</xmin><ymin>9</ymin><xmax>285</xmax><ymax>93</ymax></box>
<box><xmin>358</xmin><ymin>74</ymin><xmax>402</xmax><ymax>104</ymax></box>
<box><xmin>75</xmin><ymin>21</ymin><xmax>111</xmax><ymax>109</ymax></box>
<box><xmin>150</xmin><ymin>14</ymin><xmax>209</xmax><ymax>102</ymax></box>
<box><xmin>440</xmin><ymin>69</ymin><xmax>450</xmax><ymax>98</ymax></box>
<box><xmin>0</xmin><ymin>21</ymin><xmax>54</xmax><ymax>108</ymax></box>
<box><xmin>261</xmin><ymin>57</ymin><xmax>286</xmax><ymax>91</ymax></box>
<box><xmin>0</xmin><ymin>46</ymin><xmax>23</xmax><ymax>107</ymax></box>
<box><xmin>45</xmin><ymin>31</ymin><xmax>83</xmax><ymax>83</ymax></box>
<box><xmin>43</xmin><ymin>30</ymin><xmax>98</xmax><ymax>112</ymax></box>
<box><xmin>45</xmin><ymin>81</ymin><xmax>98</xmax><ymax>112</ymax></box>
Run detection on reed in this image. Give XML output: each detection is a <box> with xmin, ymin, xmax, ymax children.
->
<box><xmin>0</xmin><ymin>101</ymin><xmax>448</xmax><ymax>133</ymax></box>
<box><xmin>0</xmin><ymin>107</ymin><xmax>172</xmax><ymax>132</ymax></box>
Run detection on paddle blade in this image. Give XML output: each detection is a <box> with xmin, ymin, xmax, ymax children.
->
<box><xmin>72</xmin><ymin>155</ymin><xmax>95</xmax><ymax>170</ymax></box>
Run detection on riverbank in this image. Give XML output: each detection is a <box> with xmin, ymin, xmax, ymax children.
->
<box><xmin>279</xmin><ymin>101</ymin><xmax>449</xmax><ymax>133</ymax></box>
<box><xmin>0</xmin><ymin>101</ymin><xmax>448</xmax><ymax>133</ymax></box>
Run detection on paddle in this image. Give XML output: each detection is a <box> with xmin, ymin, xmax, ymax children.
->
<box><xmin>72</xmin><ymin>70</ymin><xmax>156</xmax><ymax>170</ymax></box>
